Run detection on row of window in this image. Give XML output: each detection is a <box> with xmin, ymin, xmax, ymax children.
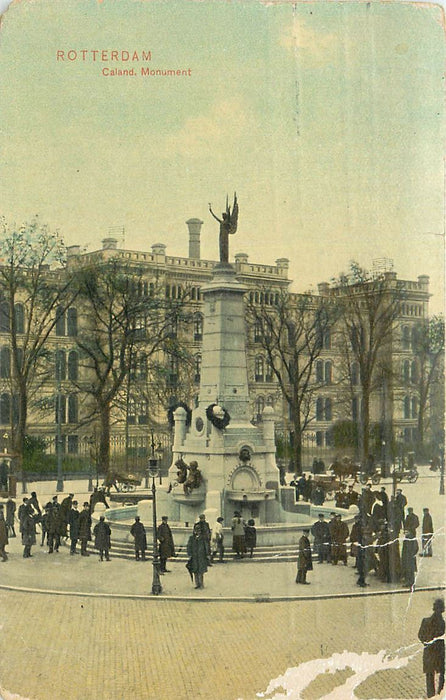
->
<box><xmin>400</xmin><ymin>304</ymin><xmax>422</xmax><ymax>317</ymax></box>
<box><xmin>0</xmin><ymin>303</ymin><xmax>78</xmax><ymax>338</ymax></box>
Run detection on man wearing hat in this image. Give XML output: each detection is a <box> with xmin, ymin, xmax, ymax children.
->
<box><xmin>156</xmin><ymin>516</ymin><xmax>174</xmax><ymax>570</ymax></box>
<box><xmin>68</xmin><ymin>500</ymin><xmax>80</xmax><ymax>554</ymax></box>
<box><xmin>296</xmin><ymin>529</ymin><xmax>312</xmax><ymax>584</ymax></box>
<box><xmin>79</xmin><ymin>502</ymin><xmax>92</xmax><ymax>556</ymax></box>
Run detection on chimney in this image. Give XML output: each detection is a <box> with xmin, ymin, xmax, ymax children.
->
<box><xmin>102</xmin><ymin>237</ymin><xmax>118</xmax><ymax>250</ymax></box>
<box><xmin>318</xmin><ymin>282</ymin><xmax>330</xmax><ymax>296</ymax></box>
<box><xmin>417</xmin><ymin>275</ymin><xmax>430</xmax><ymax>292</ymax></box>
<box><xmin>186</xmin><ymin>218</ymin><xmax>203</xmax><ymax>260</ymax></box>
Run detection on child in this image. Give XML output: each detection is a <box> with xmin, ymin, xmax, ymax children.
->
<box><xmin>244</xmin><ymin>519</ymin><xmax>257</xmax><ymax>558</ymax></box>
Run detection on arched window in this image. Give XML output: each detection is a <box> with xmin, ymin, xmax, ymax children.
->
<box><xmin>315</xmin><ymin>360</ymin><xmax>323</xmax><ymax>383</ymax></box>
<box><xmin>402</xmin><ymin>326</ymin><xmax>410</xmax><ymax>350</ymax></box>
<box><xmin>14</xmin><ymin>304</ymin><xmax>24</xmax><ymax>334</ymax></box>
<box><xmin>411</xmin><ymin>326</ymin><xmax>418</xmax><ymax>351</ymax></box>
<box><xmin>411</xmin><ymin>397</ymin><xmax>418</xmax><ymax>419</ymax></box>
<box><xmin>67</xmin><ymin>308</ymin><xmax>78</xmax><ymax>337</ymax></box>
<box><xmin>0</xmin><ymin>393</ymin><xmax>10</xmax><ymax>424</ymax></box>
<box><xmin>351</xmin><ymin>362</ymin><xmax>359</xmax><ymax>386</ymax></box>
<box><xmin>165</xmin><ymin>285</ymin><xmax>170</xmax><ymax>298</ymax></box>
<box><xmin>255</xmin><ymin>356</ymin><xmax>264</xmax><ymax>382</ymax></box>
<box><xmin>68</xmin><ymin>351</ymin><xmax>78</xmax><ymax>381</ymax></box>
<box><xmin>403</xmin><ymin>360</ymin><xmax>410</xmax><ymax>383</ymax></box>
<box><xmin>194</xmin><ymin>354</ymin><xmax>201</xmax><ymax>383</ymax></box>
<box><xmin>55</xmin><ymin>306</ymin><xmax>65</xmax><ymax>336</ymax></box>
<box><xmin>324</xmin><ymin>361</ymin><xmax>332</xmax><ymax>384</ymax></box>
<box><xmin>403</xmin><ymin>396</ymin><xmax>411</xmax><ymax>419</ymax></box>
<box><xmin>0</xmin><ymin>301</ymin><xmax>9</xmax><ymax>333</ymax></box>
<box><xmin>266</xmin><ymin>395</ymin><xmax>275</xmax><ymax>407</ymax></box>
<box><xmin>55</xmin><ymin>350</ymin><xmax>66</xmax><ymax>381</ymax></box>
<box><xmin>316</xmin><ymin>431</ymin><xmax>324</xmax><ymax>447</ymax></box>
<box><xmin>68</xmin><ymin>394</ymin><xmax>78</xmax><ymax>423</ymax></box>
<box><xmin>316</xmin><ymin>397</ymin><xmax>324</xmax><ymax>421</ymax></box>
<box><xmin>193</xmin><ymin>313</ymin><xmax>203</xmax><ymax>341</ymax></box>
<box><xmin>0</xmin><ymin>347</ymin><xmax>10</xmax><ymax>379</ymax></box>
<box><xmin>324</xmin><ymin>398</ymin><xmax>332</xmax><ymax>421</ymax></box>
<box><xmin>410</xmin><ymin>360</ymin><xmax>418</xmax><ymax>384</ymax></box>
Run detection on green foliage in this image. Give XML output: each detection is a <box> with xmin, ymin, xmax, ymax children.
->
<box><xmin>329</xmin><ymin>420</ymin><xmax>358</xmax><ymax>449</ymax></box>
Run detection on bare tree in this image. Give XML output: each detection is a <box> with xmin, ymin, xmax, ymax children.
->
<box><xmin>73</xmin><ymin>259</ymin><xmax>190</xmax><ymax>474</ymax></box>
<box><xmin>246</xmin><ymin>289</ymin><xmax>335</xmax><ymax>473</ymax></box>
<box><xmin>0</xmin><ymin>217</ymin><xmax>77</xmax><ymax>460</ymax></box>
<box><xmin>411</xmin><ymin>315</ymin><xmax>444</xmax><ymax>449</ymax></box>
<box><xmin>332</xmin><ymin>263</ymin><xmax>405</xmax><ymax>463</ymax></box>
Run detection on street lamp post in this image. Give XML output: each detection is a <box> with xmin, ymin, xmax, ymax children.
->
<box><xmin>439</xmin><ymin>446</ymin><xmax>445</xmax><ymax>497</ymax></box>
<box><xmin>148</xmin><ymin>443</ymin><xmax>162</xmax><ymax>596</ymax></box>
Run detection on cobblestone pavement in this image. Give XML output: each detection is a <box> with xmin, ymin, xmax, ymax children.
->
<box><xmin>0</xmin><ymin>467</ymin><xmax>443</xmax><ymax>699</ymax></box>
<box><xmin>0</xmin><ymin>589</ymin><xmax>440</xmax><ymax>700</ymax></box>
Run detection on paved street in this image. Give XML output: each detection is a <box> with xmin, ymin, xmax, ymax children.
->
<box><xmin>0</xmin><ymin>466</ymin><xmax>443</xmax><ymax>699</ymax></box>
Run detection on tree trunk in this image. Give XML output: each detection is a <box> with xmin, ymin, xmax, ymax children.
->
<box><xmin>99</xmin><ymin>402</ymin><xmax>111</xmax><ymax>476</ymax></box>
<box><xmin>361</xmin><ymin>385</ymin><xmax>371</xmax><ymax>464</ymax></box>
<box><xmin>12</xmin><ymin>387</ymin><xmax>27</xmax><ymax>461</ymax></box>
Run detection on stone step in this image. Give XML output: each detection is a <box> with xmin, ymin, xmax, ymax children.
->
<box><xmin>108</xmin><ymin>538</ymin><xmax>301</xmax><ymax>563</ymax></box>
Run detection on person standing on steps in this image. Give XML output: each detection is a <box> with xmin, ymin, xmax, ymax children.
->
<box><xmin>211</xmin><ymin>517</ymin><xmax>225</xmax><ymax>563</ymax></box>
<box><xmin>131</xmin><ymin>516</ymin><xmax>147</xmax><ymax>562</ymax></box>
<box><xmin>93</xmin><ymin>515</ymin><xmax>111</xmax><ymax>561</ymax></box>
<box><xmin>244</xmin><ymin>519</ymin><xmax>257</xmax><ymax>558</ymax></box>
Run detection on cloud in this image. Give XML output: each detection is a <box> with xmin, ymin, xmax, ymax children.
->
<box><xmin>163</xmin><ymin>97</ymin><xmax>255</xmax><ymax>160</ymax></box>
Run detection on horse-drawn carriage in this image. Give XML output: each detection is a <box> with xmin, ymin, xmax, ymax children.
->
<box><xmin>103</xmin><ymin>471</ymin><xmax>142</xmax><ymax>493</ymax></box>
<box><xmin>330</xmin><ymin>456</ymin><xmax>381</xmax><ymax>485</ymax></box>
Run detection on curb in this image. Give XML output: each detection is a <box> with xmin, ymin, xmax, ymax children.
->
<box><xmin>0</xmin><ymin>582</ymin><xmax>443</xmax><ymax>603</ymax></box>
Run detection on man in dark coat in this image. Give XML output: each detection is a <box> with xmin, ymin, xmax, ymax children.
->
<box><xmin>418</xmin><ymin>598</ymin><xmax>445</xmax><ymax>698</ymax></box>
<box><xmin>0</xmin><ymin>459</ymin><xmax>8</xmax><ymax>491</ymax></box>
<box><xmin>58</xmin><ymin>493</ymin><xmax>74</xmax><ymax>538</ymax></box>
<box><xmin>156</xmin><ymin>515</ymin><xmax>175</xmax><ymax>570</ymax></box>
<box><xmin>421</xmin><ymin>507</ymin><xmax>434</xmax><ymax>557</ymax></box>
<box><xmin>78</xmin><ymin>502</ymin><xmax>92</xmax><ymax>556</ymax></box>
<box><xmin>68</xmin><ymin>501</ymin><xmax>80</xmax><ymax>554</ymax></box>
<box><xmin>311</xmin><ymin>484</ymin><xmax>325</xmax><ymax>506</ymax></box>
<box><xmin>388</xmin><ymin>495</ymin><xmax>402</xmax><ymax>535</ymax></box>
<box><xmin>395</xmin><ymin>488</ymin><xmax>407</xmax><ymax>523</ymax></box>
<box><xmin>46</xmin><ymin>502</ymin><xmax>60</xmax><ymax>554</ymax></box>
<box><xmin>0</xmin><ymin>507</ymin><xmax>8</xmax><ymax>561</ymax></box>
<box><xmin>21</xmin><ymin>505</ymin><xmax>36</xmax><ymax>558</ymax></box>
<box><xmin>89</xmin><ymin>488</ymin><xmax>110</xmax><ymax>513</ymax></box>
<box><xmin>5</xmin><ymin>498</ymin><xmax>15</xmax><ymax>537</ymax></box>
<box><xmin>401</xmin><ymin>529</ymin><xmax>419</xmax><ymax>588</ymax></box>
<box><xmin>131</xmin><ymin>516</ymin><xmax>148</xmax><ymax>561</ymax></box>
<box><xmin>186</xmin><ymin>522</ymin><xmax>209</xmax><ymax>589</ymax></box>
<box><xmin>311</xmin><ymin>514</ymin><xmax>330</xmax><ymax>563</ymax></box>
<box><xmin>359</xmin><ymin>484</ymin><xmax>375</xmax><ymax>517</ymax></box>
<box><xmin>296</xmin><ymin>529</ymin><xmax>312</xmax><ymax>584</ymax></box>
<box><xmin>93</xmin><ymin>515</ymin><xmax>111</xmax><ymax>561</ymax></box>
<box><xmin>404</xmin><ymin>507</ymin><xmax>420</xmax><ymax>537</ymax></box>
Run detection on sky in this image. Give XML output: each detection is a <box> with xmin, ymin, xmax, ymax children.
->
<box><xmin>0</xmin><ymin>0</ymin><xmax>444</xmax><ymax>311</ymax></box>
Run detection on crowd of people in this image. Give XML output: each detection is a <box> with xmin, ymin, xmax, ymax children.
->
<box><xmin>0</xmin><ymin>479</ymin><xmax>436</xmax><ymax>598</ymax></box>
<box><xmin>299</xmin><ymin>483</ymin><xmax>435</xmax><ymax>591</ymax></box>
